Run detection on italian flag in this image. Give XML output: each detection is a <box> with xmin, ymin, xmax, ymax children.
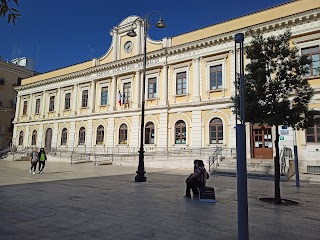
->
<box><xmin>118</xmin><ymin>90</ymin><xmax>122</xmax><ymax>106</ymax></box>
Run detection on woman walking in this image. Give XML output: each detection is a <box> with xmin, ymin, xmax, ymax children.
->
<box><xmin>29</xmin><ymin>148</ymin><xmax>38</xmax><ymax>175</ymax></box>
<box><xmin>38</xmin><ymin>148</ymin><xmax>47</xmax><ymax>173</ymax></box>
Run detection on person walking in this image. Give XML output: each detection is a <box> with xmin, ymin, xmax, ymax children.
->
<box><xmin>38</xmin><ymin>148</ymin><xmax>47</xmax><ymax>173</ymax></box>
<box><xmin>29</xmin><ymin>148</ymin><xmax>38</xmax><ymax>175</ymax></box>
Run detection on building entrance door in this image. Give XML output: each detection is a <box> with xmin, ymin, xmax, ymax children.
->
<box><xmin>251</xmin><ymin>125</ymin><xmax>273</xmax><ymax>159</ymax></box>
<box><xmin>45</xmin><ymin>128</ymin><xmax>52</xmax><ymax>149</ymax></box>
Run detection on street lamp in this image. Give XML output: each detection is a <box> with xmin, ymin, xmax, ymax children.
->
<box><xmin>127</xmin><ymin>13</ymin><xmax>166</xmax><ymax>182</ymax></box>
<box><xmin>234</xmin><ymin>32</ymin><xmax>249</xmax><ymax>240</ymax></box>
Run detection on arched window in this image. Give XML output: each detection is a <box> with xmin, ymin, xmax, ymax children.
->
<box><xmin>18</xmin><ymin>131</ymin><xmax>24</xmax><ymax>145</ymax></box>
<box><xmin>61</xmin><ymin>128</ymin><xmax>68</xmax><ymax>145</ymax></box>
<box><xmin>78</xmin><ymin>127</ymin><xmax>86</xmax><ymax>145</ymax></box>
<box><xmin>31</xmin><ymin>130</ymin><xmax>37</xmax><ymax>145</ymax></box>
<box><xmin>119</xmin><ymin>124</ymin><xmax>128</xmax><ymax>144</ymax></box>
<box><xmin>175</xmin><ymin>120</ymin><xmax>186</xmax><ymax>144</ymax></box>
<box><xmin>145</xmin><ymin>122</ymin><xmax>155</xmax><ymax>144</ymax></box>
<box><xmin>96</xmin><ymin>125</ymin><xmax>104</xmax><ymax>145</ymax></box>
<box><xmin>210</xmin><ymin>118</ymin><xmax>223</xmax><ymax>144</ymax></box>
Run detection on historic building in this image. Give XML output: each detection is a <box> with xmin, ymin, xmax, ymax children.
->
<box><xmin>0</xmin><ymin>58</ymin><xmax>35</xmax><ymax>150</ymax></box>
<box><xmin>13</xmin><ymin>0</ymin><xmax>320</xmax><ymax>172</ymax></box>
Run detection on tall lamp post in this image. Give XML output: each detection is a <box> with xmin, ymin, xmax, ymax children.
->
<box><xmin>235</xmin><ymin>33</ymin><xmax>249</xmax><ymax>240</ymax></box>
<box><xmin>127</xmin><ymin>13</ymin><xmax>166</xmax><ymax>182</ymax></box>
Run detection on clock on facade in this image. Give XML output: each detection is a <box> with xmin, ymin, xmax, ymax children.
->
<box><xmin>124</xmin><ymin>41</ymin><xmax>133</xmax><ymax>53</ymax></box>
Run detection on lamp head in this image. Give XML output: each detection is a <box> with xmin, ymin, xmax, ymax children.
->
<box><xmin>127</xmin><ymin>29</ymin><xmax>137</xmax><ymax>37</ymax></box>
<box><xmin>155</xmin><ymin>17</ymin><xmax>166</xmax><ymax>28</ymax></box>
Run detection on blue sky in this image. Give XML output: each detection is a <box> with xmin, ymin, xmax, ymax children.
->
<box><xmin>1</xmin><ymin>0</ymin><xmax>290</xmax><ymax>73</ymax></box>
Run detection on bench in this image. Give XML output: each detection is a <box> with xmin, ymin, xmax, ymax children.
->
<box><xmin>198</xmin><ymin>184</ymin><xmax>216</xmax><ymax>203</ymax></box>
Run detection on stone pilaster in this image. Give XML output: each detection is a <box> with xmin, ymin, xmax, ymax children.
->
<box><xmin>191</xmin><ymin>110</ymin><xmax>202</xmax><ymax>148</ymax></box>
<box><xmin>89</xmin><ymin>80</ymin><xmax>96</xmax><ymax>113</ymax></box>
<box><xmin>193</xmin><ymin>58</ymin><xmax>200</xmax><ymax>102</ymax></box>
<box><xmin>158</xmin><ymin>112</ymin><xmax>168</xmax><ymax>148</ymax></box>
<box><xmin>134</xmin><ymin>71</ymin><xmax>140</xmax><ymax>108</ymax></box>
<box><xmin>161</xmin><ymin>65</ymin><xmax>168</xmax><ymax>105</ymax></box>
<box><xmin>107</xmin><ymin>117</ymin><xmax>115</xmax><ymax>147</ymax></box>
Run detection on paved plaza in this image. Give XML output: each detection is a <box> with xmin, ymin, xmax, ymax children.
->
<box><xmin>0</xmin><ymin>160</ymin><xmax>319</xmax><ymax>240</ymax></box>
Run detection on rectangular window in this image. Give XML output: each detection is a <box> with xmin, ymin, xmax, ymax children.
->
<box><xmin>65</xmin><ymin>93</ymin><xmax>71</xmax><ymax>110</ymax></box>
<box><xmin>210</xmin><ymin>65</ymin><xmax>223</xmax><ymax>90</ymax></box>
<box><xmin>176</xmin><ymin>72</ymin><xmax>187</xmax><ymax>95</ymax></box>
<box><xmin>82</xmin><ymin>90</ymin><xmax>88</xmax><ymax>108</ymax></box>
<box><xmin>23</xmin><ymin>101</ymin><xmax>28</xmax><ymax>115</ymax></box>
<box><xmin>302</xmin><ymin>46</ymin><xmax>320</xmax><ymax>77</ymax></box>
<box><xmin>119</xmin><ymin>130</ymin><xmax>127</xmax><ymax>144</ymax></box>
<box><xmin>49</xmin><ymin>96</ymin><xmax>55</xmax><ymax>112</ymax></box>
<box><xmin>306</xmin><ymin>125</ymin><xmax>320</xmax><ymax>143</ymax></box>
<box><xmin>145</xmin><ymin>127</ymin><xmax>155</xmax><ymax>144</ymax></box>
<box><xmin>148</xmin><ymin>77</ymin><xmax>157</xmax><ymax>99</ymax></box>
<box><xmin>123</xmin><ymin>83</ymin><xmax>131</xmax><ymax>104</ymax></box>
<box><xmin>35</xmin><ymin>99</ymin><xmax>40</xmax><ymax>114</ymax></box>
<box><xmin>101</xmin><ymin>87</ymin><xmax>108</xmax><ymax>105</ymax></box>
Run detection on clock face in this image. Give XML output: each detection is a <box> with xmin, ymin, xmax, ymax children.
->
<box><xmin>124</xmin><ymin>41</ymin><xmax>133</xmax><ymax>53</ymax></box>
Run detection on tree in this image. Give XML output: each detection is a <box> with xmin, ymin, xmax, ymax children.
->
<box><xmin>0</xmin><ymin>0</ymin><xmax>20</xmax><ymax>25</ymax></box>
<box><xmin>233</xmin><ymin>30</ymin><xmax>320</xmax><ymax>204</ymax></box>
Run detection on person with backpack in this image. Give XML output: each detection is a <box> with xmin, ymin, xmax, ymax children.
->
<box><xmin>184</xmin><ymin>159</ymin><xmax>209</xmax><ymax>198</ymax></box>
<box><xmin>38</xmin><ymin>148</ymin><xmax>47</xmax><ymax>173</ymax></box>
<box><xmin>29</xmin><ymin>148</ymin><xmax>39</xmax><ymax>175</ymax></box>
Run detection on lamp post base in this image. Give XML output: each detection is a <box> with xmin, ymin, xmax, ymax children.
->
<box><xmin>135</xmin><ymin>172</ymin><xmax>147</xmax><ymax>182</ymax></box>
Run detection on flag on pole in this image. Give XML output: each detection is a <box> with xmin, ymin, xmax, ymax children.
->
<box><xmin>122</xmin><ymin>92</ymin><xmax>125</xmax><ymax>105</ymax></box>
<box><xmin>118</xmin><ymin>90</ymin><xmax>122</xmax><ymax>106</ymax></box>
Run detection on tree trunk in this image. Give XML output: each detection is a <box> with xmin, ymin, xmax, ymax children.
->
<box><xmin>274</xmin><ymin>125</ymin><xmax>281</xmax><ymax>204</ymax></box>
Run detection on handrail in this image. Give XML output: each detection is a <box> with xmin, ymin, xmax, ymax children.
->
<box><xmin>208</xmin><ymin>147</ymin><xmax>223</xmax><ymax>171</ymax></box>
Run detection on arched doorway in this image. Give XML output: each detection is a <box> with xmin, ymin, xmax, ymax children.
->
<box><xmin>45</xmin><ymin>128</ymin><xmax>52</xmax><ymax>149</ymax></box>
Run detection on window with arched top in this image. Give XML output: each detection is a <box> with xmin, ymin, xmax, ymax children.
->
<box><xmin>210</xmin><ymin>118</ymin><xmax>223</xmax><ymax>144</ymax></box>
<box><xmin>175</xmin><ymin>120</ymin><xmax>186</xmax><ymax>144</ymax></box>
<box><xmin>61</xmin><ymin>128</ymin><xmax>68</xmax><ymax>145</ymax></box>
<box><xmin>145</xmin><ymin>122</ymin><xmax>155</xmax><ymax>144</ymax></box>
<box><xmin>18</xmin><ymin>131</ymin><xmax>24</xmax><ymax>145</ymax></box>
<box><xmin>78</xmin><ymin>127</ymin><xmax>86</xmax><ymax>145</ymax></box>
<box><xmin>96</xmin><ymin>125</ymin><xmax>104</xmax><ymax>145</ymax></box>
<box><xmin>119</xmin><ymin>124</ymin><xmax>128</xmax><ymax>144</ymax></box>
<box><xmin>31</xmin><ymin>130</ymin><xmax>37</xmax><ymax>145</ymax></box>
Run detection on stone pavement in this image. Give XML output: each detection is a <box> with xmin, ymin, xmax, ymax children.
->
<box><xmin>0</xmin><ymin>161</ymin><xmax>319</xmax><ymax>240</ymax></box>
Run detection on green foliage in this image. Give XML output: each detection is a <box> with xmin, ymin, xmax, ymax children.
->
<box><xmin>233</xmin><ymin>30</ymin><xmax>320</xmax><ymax>130</ymax></box>
<box><xmin>0</xmin><ymin>0</ymin><xmax>20</xmax><ymax>25</ymax></box>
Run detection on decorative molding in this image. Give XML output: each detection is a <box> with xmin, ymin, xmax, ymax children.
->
<box><xmin>15</xmin><ymin>10</ymin><xmax>319</xmax><ymax>93</ymax></box>
<box><xmin>171</xmin><ymin>61</ymin><xmax>191</xmax><ymax>70</ymax></box>
<box><xmin>204</xmin><ymin>53</ymin><xmax>228</xmax><ymax>64</ymax></box>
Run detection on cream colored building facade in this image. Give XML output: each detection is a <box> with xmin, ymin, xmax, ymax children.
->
<box><xmin>13</xmin><ymin>0</ymin><xmax>320</xmax><ymax>171</ymax></box>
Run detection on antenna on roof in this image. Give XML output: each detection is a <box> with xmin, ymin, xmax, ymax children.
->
<box><xmin>35</xmin><ymin>41</ymin><xmax>40</xmax><ymax>71</ymax></box>
<box><xmin>11</xmin><ymin>44</ymin><xmax>16</xmax><ymax>60</ymax></box>
<box><xmin>88</xmin><ymin>44</ymin><xmax>95</xmax><ymax>59</ymax></box>
<box><xmin>17</xmin><ymin>45</ymin><xmax>22</xmax><ymax>59</ymax></box>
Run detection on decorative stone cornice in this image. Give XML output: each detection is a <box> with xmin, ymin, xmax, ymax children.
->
<box><xmin>167</xmin><ymin>9</ymin><xmax>319</xmax><ymax>57</ymax></box>
<box><xmin>15</xmin><ymin>8</ymin><xmax>319</xmax><ymax>92</ymax></box>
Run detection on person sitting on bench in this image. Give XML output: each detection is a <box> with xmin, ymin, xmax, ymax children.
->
<box><xmin>185</xmin><ymin>159</ymin><xmax>209</xmax><ymax>198</ymax></box>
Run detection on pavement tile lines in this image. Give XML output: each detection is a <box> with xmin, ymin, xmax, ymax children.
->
<box><xmin>0</xmin><ymin>161</ymin><xmax>319</xmax><ymax>239</ymax></box>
